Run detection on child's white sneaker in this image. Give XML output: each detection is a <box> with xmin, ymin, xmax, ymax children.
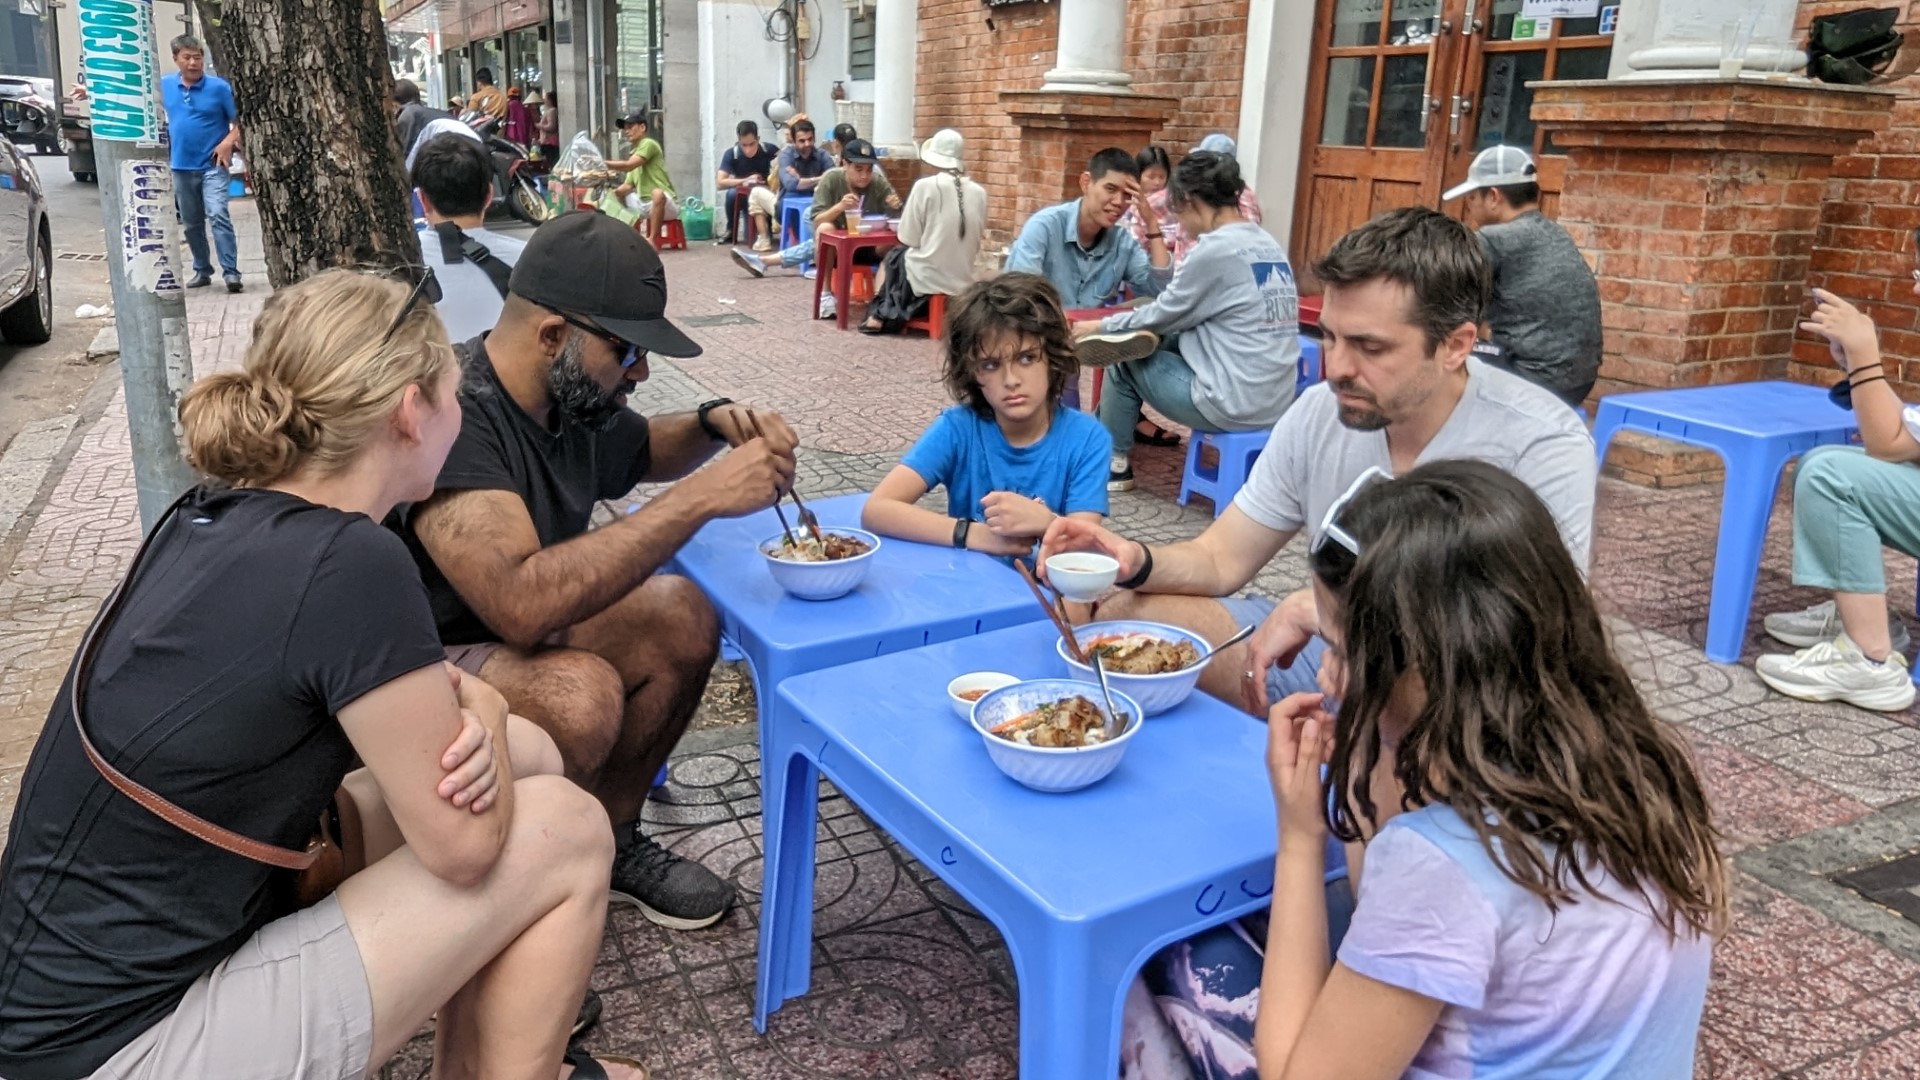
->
<box><xmin>1756</xmin><ymin>632</ymin><xmax>1916</xmax><ymax>712</ymax></box>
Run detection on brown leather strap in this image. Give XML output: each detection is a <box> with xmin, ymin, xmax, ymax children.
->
<box><xmin>69</xmin><ymin>492</ymin><xmax>319</xmax><ymax>872</ymax></box>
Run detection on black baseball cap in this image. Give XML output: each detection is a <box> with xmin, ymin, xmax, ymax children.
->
<box><xmin>840</xmin><ymin>138</ymin><xmax>878</xmax><ymax>164</ymax></box>
<box><xmin>618</xmin><ymin>109</ymin><xmax>649</xmax><ymax>128</ymax></box>
<box><xmin>831</xmin><ymin>122</ymin><xmax>858</xmax><ymax>145</ymax></box>
<box><xmin>509</xmin><ymin>212</ymin><xmax>702</xmax><ymax>358</ymax></box>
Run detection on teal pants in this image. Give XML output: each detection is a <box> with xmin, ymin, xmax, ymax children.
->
<box><xmin>1792</xmin><ymin>445</ymin><xmax>1920</xmax><ymax>595</ymax></box>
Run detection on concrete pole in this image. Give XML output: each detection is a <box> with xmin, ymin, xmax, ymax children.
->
<box><xmin>1040</xmin><ymin>0</ymin><xmax>1132</xmax><ymax>93</ymax></box>
<box><xmin>869</xmin><ymin>0</ymin><xmax>916</xmax><ymax>147</ymax></box>
<box><xmin>79</xmin><ymin>0</ymin><xmax>196</xmax><ymax>529</ymax></box>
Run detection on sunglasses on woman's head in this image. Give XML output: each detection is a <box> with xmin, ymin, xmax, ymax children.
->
<box><xmin>1311</xmin><ymin>466</ymin><xmax>1391</xmax><ymax>557</ymax></box>
<box><xmin>381</xmin><ymin>267</ymin><xmax>443</xmax><ymax>344</ymax></box>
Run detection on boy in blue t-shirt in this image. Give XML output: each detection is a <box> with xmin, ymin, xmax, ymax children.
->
<box><xmin>864</xmin><ymin>274</ymin><xmax>1113</xmax><ymax>557</ymax></box>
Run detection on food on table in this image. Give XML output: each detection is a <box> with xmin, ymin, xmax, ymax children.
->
<box><xmin>767</xmin><ymin>532</ymin><xmax>874</xmax><ymax>563</ymax></box>
<box><xmin>1085</xmin><ymin>632</ymin><xmax>1201</xmax><ymax>675</ymax></box>
<box><xmin>987</xmin><ymin>695</ymin><xmax>1119</xmax><ymax>748</ymax></box>
<box><xmin>956</xmin><ymin>688</ymin><xmax>990</xmax><ymax>702</ymax></box>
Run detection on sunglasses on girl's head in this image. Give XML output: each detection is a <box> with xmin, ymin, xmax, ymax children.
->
<box><xmin>1311</xmin><ymin>465</ymin><xmax>1391</xmax><ymax>557</ymax></box>
<box><xmin>547</xmin><ymin>307</ymin><xmax>646</xmax><ymax>370</ymax></box>
<box><xmin>381</xmin><ymin>267</ymin><xmax>443</xmax><ymax>344</ymax></box>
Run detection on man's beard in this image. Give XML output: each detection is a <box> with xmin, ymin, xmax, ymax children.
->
<box><xmin>546</xmin><ymin>333</ymin><xmax>628</xmax><ymax>431</ymax></box>
<box><xmin>1331</xmin><ymin>380</ymin><xmax>1389</xmax><ymax>432</ymax></box>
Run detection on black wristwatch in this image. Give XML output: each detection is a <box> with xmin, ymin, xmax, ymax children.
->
<box><xmin>696</xmin><ymin>398</ymin><xmax>736</xmax><ymax>441</ymax></box>
<box><xmin>1115</xmin><ymin>542</ymin><xmax>1154</xmax><ymax>590</ymax></box>
<box><xmin>952</xmin><ymin>518</ymin><xmax>972</xmax><ymax>549</ymax></box>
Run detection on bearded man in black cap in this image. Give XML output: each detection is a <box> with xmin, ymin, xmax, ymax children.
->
<box><xmin>398</xmin><ymin>212</ymin><xmax>796</xmax><ymax>931</ymax></box>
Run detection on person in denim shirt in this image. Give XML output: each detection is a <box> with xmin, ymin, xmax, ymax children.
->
<box><xmin>160</xmin><ymin>35</ymin><xmax>242</xmax><ymax>291</ymax></box>
<box><xmin>1007</xmin><ymin>147</ymin><xmax>1172</xmax><ymax>311</ymax></box>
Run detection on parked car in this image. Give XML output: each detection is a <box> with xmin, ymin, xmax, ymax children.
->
<box><xmin>0</xmin><ymin>76</ymin><xmax>61</xmax><ymax>156</ymax></box>
<box><xmin>0</xmin><ymin>132</ymin><xmax>52</xmax><ymax>344</ymax></box>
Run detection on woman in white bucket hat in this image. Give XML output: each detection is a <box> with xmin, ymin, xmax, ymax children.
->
<box><xmin>863</xmin><ymin>128</ymin><xmax>988</xmax><ymax>334</ymax></box>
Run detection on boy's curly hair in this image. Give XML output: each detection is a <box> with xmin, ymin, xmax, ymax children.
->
<box><xmin>941</xmin><ymin>274</ymin><xmax>1081</xmax><ymax>418</ymax></box>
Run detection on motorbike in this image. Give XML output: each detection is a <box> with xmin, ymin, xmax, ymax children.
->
<box><xmin>459</xmin><ymin>110</ymin><xmax>550</xmax><ymax>226</ymax></box>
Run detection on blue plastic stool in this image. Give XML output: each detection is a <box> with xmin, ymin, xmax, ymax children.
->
<box><xmin>778</xmin><ymin>192</ymin><xmax>815</xmax><ymax>273</ymax></box>
<box><xmin>1177</xmin><ymin>429</ymin><xmax>1270</xmax><ymax>517</ymax></box>
<box><xmin>1591</xmin><ymin>381</ymin><xmax>1858</xmax><ymax>663</ymax></box>
<box><xmin>1296</xmin><ymin>337</ymin><xmax>1323</xmax><ymax>391</ymax></box>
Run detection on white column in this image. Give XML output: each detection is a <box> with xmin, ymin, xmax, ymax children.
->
<box><xmin>1617</xmin><ymin>0</ymin><xmax>1807</xmax><ymax>80</ymax></box>
<box><xmin>870</xmin><ymin>0</ymin><xmax>917</xmax><ymax>146</ymax></box>
<box><xmin>1040</xmin><ymin>0</ymin><xmax>1131</xmax><ymax>93</ymax></box>
<box><xmin>1235</xmin><ymin>0</ymin><xmax>1316</xmax><ymax>250</ymax></box>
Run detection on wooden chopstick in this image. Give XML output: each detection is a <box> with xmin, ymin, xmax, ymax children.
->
<box><xmin>1016</xmin><ymin>558</ymin><xmax>1088</xmax><ymax>663</ymax></box>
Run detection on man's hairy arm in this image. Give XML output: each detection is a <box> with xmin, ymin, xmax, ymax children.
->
<box><xmin>413</xmin><ymin>483</ymin><xmax>715</xmax><ymax>647</ymax></box>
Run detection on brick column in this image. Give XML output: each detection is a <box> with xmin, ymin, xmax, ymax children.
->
<box><xmin>998</xmin><ymin>90</ymin><xmax>1177</xmax><ymax>229</ymax></box>
<box><xmin>1532</xmin><ymin>78</ymin><xmax>1894</xmax><ymax>397</ymax></box>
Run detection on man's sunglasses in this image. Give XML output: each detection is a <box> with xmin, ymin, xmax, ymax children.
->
<box><xmin>381</xmin><ymin>267</ymin><xmax>443</xmax><ymax>344</ymax></box>
<box><xmin>547</xmin><ymin>307</ymin><xmax>646</xmax><ymax>370</ymax></box>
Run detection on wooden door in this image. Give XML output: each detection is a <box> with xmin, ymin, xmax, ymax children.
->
<box><xmin>1294</xmin><ymin>0</ymin><xmax>1620</xmax><ymax>261</ymax></box>
<box><xmin>1442</xmin><ymin>1</ymin><xmax>1617</xmax><ymax>217</ymax></box>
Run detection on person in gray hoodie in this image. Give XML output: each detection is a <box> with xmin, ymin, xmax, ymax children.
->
<box><xmin>1074</xmin><ymin>151</ymin><xmax>1302</xmax><ymax>491</ymax></box>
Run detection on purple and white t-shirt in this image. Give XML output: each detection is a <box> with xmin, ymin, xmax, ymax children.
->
<box><xmin>1338</xmin><ymin>804</ymin><xmax>1712</xmax><ymax>1079</ymax></box>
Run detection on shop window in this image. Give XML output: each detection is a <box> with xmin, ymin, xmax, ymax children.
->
<box><xmin>850</xmin><ymin>9</ymin><xmax>875</xmax><ymax>80</ymax></box>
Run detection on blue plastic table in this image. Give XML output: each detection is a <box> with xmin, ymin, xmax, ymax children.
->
<box><xmin>666</xmin><ymin>493</ymin><xmax>1045</xmax><ymax>853</ymax></box>
<box><xmin>757</xmin><ymin>619</ymin><xmax>1344</xmax><ymax>1077</ymax></box>
<box><xmin>1592</xmin><ymin>381</ymin><xmax>1858</xmax><ymax>662</ymax></box>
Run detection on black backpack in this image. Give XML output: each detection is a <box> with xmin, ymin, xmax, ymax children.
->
<box><xmin>431</xmin><ymin>220</ymin><xmax>513</xmax><ymax>297</ymax></box>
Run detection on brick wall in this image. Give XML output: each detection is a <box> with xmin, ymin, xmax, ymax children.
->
<box><xmin>915</xmin><ymin>0</ymin><xmax>1248</xmax><ymax>248</ymax></box>
<box><xmin>1796</xmin><ymin>1</ymin><xmax>1920</xmax><ymax>394</ymax></box>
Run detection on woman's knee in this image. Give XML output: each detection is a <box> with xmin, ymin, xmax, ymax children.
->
<box><xmin>506</xmin><ymin>713</ymin><xmax>565</xmax><ymax>778</ymax></box>
<box><xmin>510</xmin><ymin>774</ymin><xmax>615</xmax><ymax>880</ymax></box>
<box><xmin>1795</xmin><ymin>447</ymin><xmax>1871</xmax><ymax>512</ymax></box>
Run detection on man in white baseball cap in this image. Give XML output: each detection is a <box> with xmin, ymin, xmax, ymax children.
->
<box><xmin>1445</xmin><ymin>145</ymin><xmax>1603</xmax><ymax>408</ymax></box>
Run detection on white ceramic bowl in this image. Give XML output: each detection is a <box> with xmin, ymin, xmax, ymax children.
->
<box><xmin>1056</xmin><ymin>620</ymin><xmax>1210</xmax><ymax>716</ymax></box>
<box><xmin>947</xmin><ymin>671</ymin><xmax>1020</xmax><ymax>720</ymax></box>
<box><xmin>758</xmin><ymin>528</ymin><xmax>882</xmax><ymax>601</ymax></box>
<box><xmin>969</xmin><ymin>678</ymin><xmax>1142</xmax><ymax>793</ymax></box>
<box><xmin>1045</xmin><ymin>552</ymin><xmax>1120</xmax><ymax>603</ymax></box>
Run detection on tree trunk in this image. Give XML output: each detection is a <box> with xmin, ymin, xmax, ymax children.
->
<box><xmin>195</xmin><ymin>0</ymin><xmax>418</xmax><ymax>286</ymax></box>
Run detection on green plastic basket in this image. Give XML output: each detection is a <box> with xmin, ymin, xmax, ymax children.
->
<box><xmin>681</xmin><ymin>196</ymin><xmax>714</xmax><ymax>241</ymax></box>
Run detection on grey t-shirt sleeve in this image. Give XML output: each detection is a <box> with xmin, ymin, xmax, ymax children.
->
<box><xmin>1510</xmin><ymin>424</ymin><xmax>1597</xmax><ymax>574</ymax></box>
<box><xmin>1231</xmin><ymin>390</ymin><xmax>1323</xmax><ymax>534</ymax></box>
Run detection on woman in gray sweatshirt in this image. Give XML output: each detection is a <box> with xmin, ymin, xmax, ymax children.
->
<box><xmin>1080</xmin><ymin>151</ymin><xmax>1302</xmax><ymax>491</ymax></box>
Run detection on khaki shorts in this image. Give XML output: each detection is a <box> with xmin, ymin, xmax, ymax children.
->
<box><xmin>87</xmin><ymin>895</ymin><xmax>373</xmax><ymax>1080</ymax></box>
<box><xmin>445</xmin><ymin>641</ymin><xmax>503</xmax><ymax>677</ymax></box>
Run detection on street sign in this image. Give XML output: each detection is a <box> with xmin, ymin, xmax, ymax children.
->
<box><xmin>76</xmin><ymin>0</ymin><xmax>161</xmax><ymax>144</ymax></box>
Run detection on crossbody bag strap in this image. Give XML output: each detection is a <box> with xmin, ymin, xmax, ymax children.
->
<box><xmin>68</xmin><ymin>491</ymin><xmax>318</xmax><ymax>871</ymax></box>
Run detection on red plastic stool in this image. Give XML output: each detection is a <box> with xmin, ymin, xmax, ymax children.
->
<box><xmin>905</xmin><ymin>294</ymin><xmax>949</xmax><ymax>339</ymax></box>
<box><xmin>657</xmin><ymin>219</ymin><xmax>688</xmax><ymax>251</ymax></box>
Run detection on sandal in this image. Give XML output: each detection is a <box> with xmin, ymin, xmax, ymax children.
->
<box><xmin>562</xmin><ymin>1048</ymin><xmax>649</xmax><ymax>1080</ymax></box>
<box><xmin>1134</xmin><ymin>422</ymin><xmax>1181</xmax><ymax>447</ymax></box>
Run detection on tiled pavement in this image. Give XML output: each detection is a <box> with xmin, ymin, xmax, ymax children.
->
<box><xmin>5</xmin><ymin>207</ymin><xmax>1920</xmax><ymax>1078</ymax></box>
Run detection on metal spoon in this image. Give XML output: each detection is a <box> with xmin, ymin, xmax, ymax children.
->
<box><xmin>1092</xmin><ymin>652</ymin><xmax>1128</xmax><ymax>741</ymax></box>
<box><xmin>1183</xmin><ymin>624</ymin><xmax>1257</xmax><ymax>671</ymax></box>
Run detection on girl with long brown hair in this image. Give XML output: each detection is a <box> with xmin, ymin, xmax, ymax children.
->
<box><xmin>1254</xmin><ymin>459</ymin><xmax>1727</xmax><ymax>1079</ymax></box>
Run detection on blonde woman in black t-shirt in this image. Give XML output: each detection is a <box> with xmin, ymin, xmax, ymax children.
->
<box><xmin>0</xmin><ymin>270</ymin><xmax>644</xmax><ymax>1080</ymax></box>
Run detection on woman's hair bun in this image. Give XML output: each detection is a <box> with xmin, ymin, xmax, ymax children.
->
<box><xmin>180</xmin><ymin>370</ymin><xmax>317</xmax><ymax>487</ymax></box>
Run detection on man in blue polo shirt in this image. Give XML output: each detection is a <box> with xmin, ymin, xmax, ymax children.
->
<box><xmin>160</xmin><ymin>35</ymin><xmax>242</xmax><ymax>292</ymax></box>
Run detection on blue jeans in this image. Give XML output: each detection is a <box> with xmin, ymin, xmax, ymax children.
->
<box><xmin>173</xmin><ymin>165</ymin><xmax>238</xmax><ymax>279</ymax></box>
<box><xmin>1098</xmin><ymin>340</ymin><xmax>1219</xmax><ymax>456</ymax></box>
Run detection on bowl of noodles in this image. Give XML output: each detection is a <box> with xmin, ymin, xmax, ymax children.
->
<box><xmin>759</xmin><ymin>528</ymin><xmax>881</xmax><ymax>600</ymax></box>
<box><xmin>968</xmin><ymin>678</ymin><xmax>1142</xmax><ymax>792</ymax></box>
<box><xmin>1056</xmin><ymin>620</ymin><xmax>1209</xmax><ymax>716</ymax></box>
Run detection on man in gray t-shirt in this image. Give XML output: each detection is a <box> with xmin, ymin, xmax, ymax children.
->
<box><xmin>1037</xmin><ymin>207</ymin><xmax>1596</xmax><ymax>714</ymax></box>
<box><xmin>1448</xmin><ymin>145</ymin><xmax>1604</xmax><ymax>408</ymax></box>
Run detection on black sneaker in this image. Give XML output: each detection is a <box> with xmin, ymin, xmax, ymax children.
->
<box><xmin>1108</xmin><ymin>467</ymin><xmax>1135</xmax><ymax>492</ymax></box>
<box><xmin>609</xmin><ymin>825</ymin><xmax>734</xmax><ymax>929</ymax></box>
<box><xmin>184</xmin><ymin>273</ymin><xmax>211</xmax><ymax>288</ymax></box>
<box><xmin>224</xmin><ymin>275</ymin><xmax>243</xmax><ymax>293</ymax></box>
<box><xmin>1077</xmin><ymin>330</ymin><xmax>1160</xmax><ymax>369</ymax></box>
